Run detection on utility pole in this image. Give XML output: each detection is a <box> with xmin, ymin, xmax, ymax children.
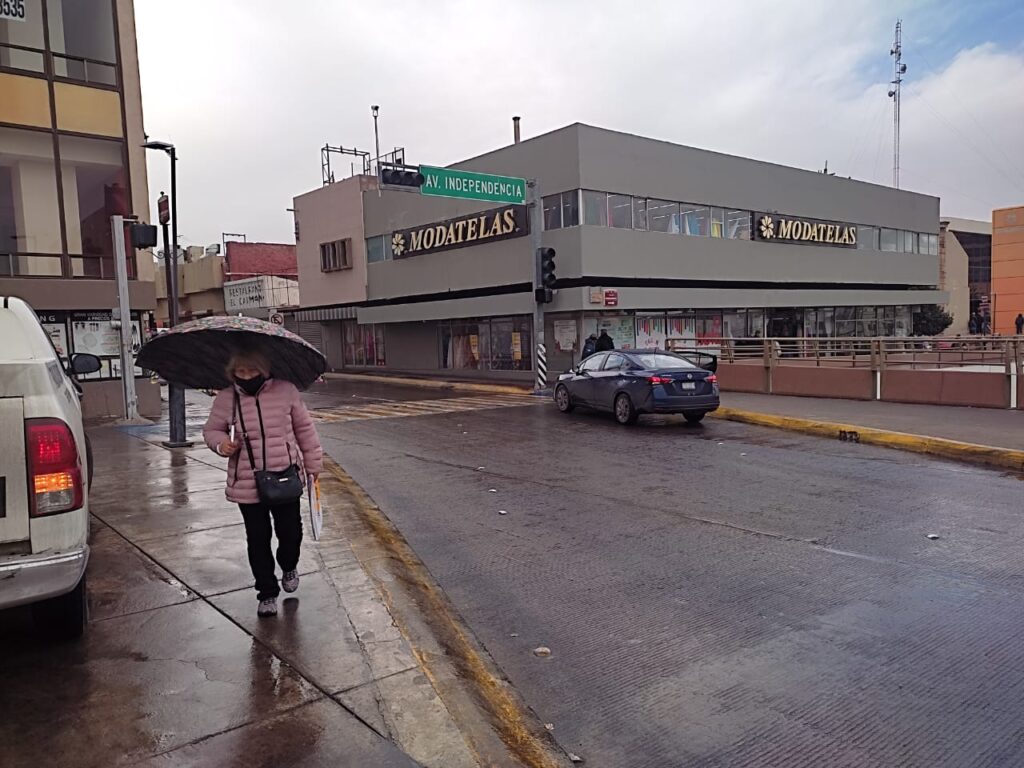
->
<box><xmin>371</xmin><ymin>105</ymin><xmax>381</xmax><ymax>172</ymax></box>
<box><xmin>527</xmin><ymin>179</ymin><xmax>547</xmax><ymax>393</ymax></box>
<box><xmin>889</xmin><ymin>20</ymin><xmax>907</xmax><ymax>189</ymax></box>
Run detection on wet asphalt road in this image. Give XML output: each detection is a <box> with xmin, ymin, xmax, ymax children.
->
<box><xmin>311</xmin><ymin>378</ymin><xmax>1024</xmax><ymax>768</ymax></box>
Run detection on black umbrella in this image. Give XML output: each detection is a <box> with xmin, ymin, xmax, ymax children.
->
<box><xmin>136</xmin><ymin>315</ymin><xmax>327</xmax><ymax>390</ymax></box>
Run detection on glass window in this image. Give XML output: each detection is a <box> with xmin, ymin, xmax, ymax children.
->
<box><xmin>0</xmin><ymin>127</ymin><xmax>63</xmax><ymax>276</ymax></box>
<box><xmin>561</xmin><ymin>190</ymin><xmax>579</xmax><ymax>228</ymax></box>
<box><xmin>710</xmin><ymin>207</ymin><xmax>725</xmax><ymax>238</ymax></box>
<box><xmin>48</xmin><ymin>0</ymin><xmax>117</xmax><ymax>67</ymax></box>
<box><xmin>343</xmin><ymin>321</ymin><xmax>386</xmax><ymax>366</ymax></box>
<box><xmin>835</xmin><ymin>307</ymin><xmax>857</xmax><ymax>337</ymax></box>
<box><xmin>608</xmin><ymin>194</ymin><xmax>632</xmax><ymax>229</ymax></box>
<box><xmin>903</xmin><ymin>231</ymin><xmax>916</xmax><ymax>253</ymax></box>
<box><xmin>582</xmin><ymin>190</ymin><xmax>607</xmax><ymax>226</ymax></box>
<box><xmin>632</xmin><ymin>198</ymin><xmax>648</xmax><ymax>230</ymax></box>
<box><xmin>0</xmin><ymin>0</ymin><xmax>45</xmax><ymax>73</ymax></box>
<box><xmin>542</xmin><ymin>193</ymin><xmax>562</xmax><ymax>230</ymax></box>
<box><xmin>440</xmin><ymin>320</ymin><xmax>489</xmax><ymax>370</ymax></box>
<box><xmin>879</xmin><ymin>228</ymin><xmax>899</xmax><ymax>252</ymax></box>
<box><xmin>928</xmin><ymin>233</ymin><xmax>939</xmax><ymax>255</ymax></box>
<box><xmin>603</xmin><ymin>353</ymin><xmax>626</xmax><ymax>370</ymax></box>
<box><xmin>488</xmin><ymin>316</ymin><xmax>531</xmax><ymax>371</ymax></box>
<box><xmin>366</xmin><ymin>235</ymin><xmax>386</xmax><ymax>263</ymax></box>
<box><xmin>579</xmin><ymin>354</ymin><xmax>605</xmax><ymax>372</ymax></box>
<box><xmin>681</xmin><ymin>204</ymin><xmax>709</xmax><ymax>236</ymax></box>
<box><xmin>857</xmin><ymin>306</ymin><xmax>878</xmax><ymax>336</ymax></box>
<box><xmin>856</xmin><ymin>225</ymin><xmax>878</xmax><ymax>250</ymax></box>
<box><xmin>647</xmin><ymin>199</ymin><xmax>679</xmax><ymax>233</ymax></box>
<box><xmin>630</xmin><ymin>352</ymin><xmax>697</xmax><ymax>370</ymax></box>
<box><xmin>60</xmin><ymin>135</ymin><xmax>128</xmax><ymax>277</ymax></box>
<box><xmin>726</xmin><ymin>210</ymin><xmax>750</xmax><ymax>240</ymax></box>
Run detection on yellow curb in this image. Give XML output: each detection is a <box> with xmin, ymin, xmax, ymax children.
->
<box><xmin>323</xmin><ymin>458</ymin><xmax>569</xmax><ymax>768</ymax></box>
<box><xmin>323</xmin><ymin>372</ymin><xmax>533</xmax><ymax>397</ymax></box>
<box><xmin>711</xmin><ymin>407</ymin><xmax>1024</xmax><ymax>473</ymax></box>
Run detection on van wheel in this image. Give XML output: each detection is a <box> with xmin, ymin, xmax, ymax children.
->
<box><xmin>614</xmin><ymin>393</ymin><xmax>638</xmax><ymax>425</ymax></box>
<box><xmin>85</xmin><ymin>435</ymin><xmax>94</xmax><ymax>490</ymax></box>
<box><xmin>684</xmin><ymin>411</ymin><xmax>705</xmax><ymax>424</ymax></box>
<box><xmin>32</xmin><ymin>575</ymin><xmax>87</xmax><ymax>641</ymax></box>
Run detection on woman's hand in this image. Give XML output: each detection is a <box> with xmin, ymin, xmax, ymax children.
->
<box><xmin>218</xmin><ymin>439</ymin><xmax>240</xmax><ymax>456</ymax></box>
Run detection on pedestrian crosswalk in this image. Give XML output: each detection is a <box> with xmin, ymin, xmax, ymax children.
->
<box><xmin>309</xmin><ymin>394</ymin><xmax>541</xmax><ymax>423</ymax></box>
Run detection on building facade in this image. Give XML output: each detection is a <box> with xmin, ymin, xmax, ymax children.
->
<box><xmin>292</xmin><ymin>124</ymin><xmax>945</xmax><ymax>380</ymax></box>
<box><xmin>939</xmin><ymin>217</ymin><xmax>990</xmax><ymax>333</ymax></box>
<box><xmin>1</xmin><ymin>0</ymin><xmax>156</xmax><ymax>416</ymax></box>
<box><xmin>992</xmin><ymin>205</ymin><xmax>1024</xmax><ymax>334</ymax></box>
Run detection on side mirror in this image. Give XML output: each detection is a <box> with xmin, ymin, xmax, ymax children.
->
<box><xmin>70</xmin><ymin>353</ymin><xmax>102</xmax><ymax>375</ymax></box>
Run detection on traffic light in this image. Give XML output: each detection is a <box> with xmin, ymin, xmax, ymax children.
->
<box><xmin>535</xmin><ymin>247</ymin><xmax>556</xmax><ymax>304</ymax></box>
<box><xmin>380</xmin><ymin>164</ymin><xmax>424</xmax><ymax>188</ymax></box>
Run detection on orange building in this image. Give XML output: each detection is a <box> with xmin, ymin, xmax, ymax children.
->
<box><xmin>991</xmin><ymin>206</ymin><xmax>1024</xmax><ymax>334</ymax></box>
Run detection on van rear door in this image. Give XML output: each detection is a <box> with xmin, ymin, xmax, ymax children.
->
<box><xmin>0</xmin><ymin>397</ymin><xmax>29</xmax><ymax>543</ymax></box>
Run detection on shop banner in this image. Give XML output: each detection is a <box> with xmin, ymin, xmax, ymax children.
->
<box><xmin>635</xmin><ymin>316</ymin><xmax>666</xmax><ymax>350</ymax></box>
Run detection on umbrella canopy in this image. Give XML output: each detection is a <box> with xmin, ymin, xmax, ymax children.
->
<box><xmin>136</xmin><ymin>315</ymin><xmax>326</xmax><ymax>390</ymax></box>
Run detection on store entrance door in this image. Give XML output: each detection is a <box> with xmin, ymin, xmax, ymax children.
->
<box><xmin>767</xmin><ymin>309</ymin><xmax>803</xmax><ymax>337</ymax></box>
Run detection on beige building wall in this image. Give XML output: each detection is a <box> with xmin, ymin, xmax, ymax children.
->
<box><xmin>939</xmin><ymin>222</ymin><xmax>971</xmax><ymax>333</ymax></box>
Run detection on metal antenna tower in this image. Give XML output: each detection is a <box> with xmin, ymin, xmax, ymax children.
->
<box><xmin>888</xmin><ymin>19</ymin><xmax>907</xmax><ymax>188</ymax></box>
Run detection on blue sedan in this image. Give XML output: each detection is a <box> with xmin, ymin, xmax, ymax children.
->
<box><xmin>553</xmin><ymin>349</ymin><xmax>719</xmax><ymax>425</ymax></box>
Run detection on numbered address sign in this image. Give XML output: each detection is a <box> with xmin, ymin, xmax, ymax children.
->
<box><xmin>0</xmin><ymin>0</ymin><xmax>27</xmax><ymax>22</ymax></box>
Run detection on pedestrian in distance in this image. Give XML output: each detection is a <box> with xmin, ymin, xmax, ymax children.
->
<box><xmin>595</xmin><ymin>329</ymin><xmax>615</xmax><ymax>352</ymax></box>
<box><xmin>969</xmin><ymin>314</ymin><xmax>978</xmax><ymax>335</ymax></box>
<box><xmin>203</xmin><ymin>350</ymin><xmax>323</xmax><ymax>618</ymax></box>
<box><xmin>582</xmin><ymin>333</ymin><xmax>598</xmax><ymax>359</ymax></box>
<box><xmin>982</xmin><ymin>316</ymin><xmax>992</xmax><ymax>335</ymax></box>
<box><xmin>1015</xmin><ymin>313</ymin><xmax>1023</xmax><ymax>335</ymax></box>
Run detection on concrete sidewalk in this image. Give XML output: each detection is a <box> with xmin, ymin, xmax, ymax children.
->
<box><xmin>0</xmin><ymin>396</ymin><xmax>478</xmax><ymax>768</ymax></box>
<box><xmin>717</xmin><ymin>392</ymin><xmax>1024</xmax><ymax>469</ymax></box>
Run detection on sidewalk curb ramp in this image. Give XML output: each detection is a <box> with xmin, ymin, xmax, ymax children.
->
<box><xmin>324</xmin><ymin>458</ymin><xmax>572</xmax><ymax>768</ymax></box>
<box><xmin>712</xmin><ymin>406</ymin><xmax>1024</xmax><ymax>473</ymax></box>
<box><xmin>324</xmin><ymin>372</ymin><xmax>533</xmax><ymax>397</ymax></box>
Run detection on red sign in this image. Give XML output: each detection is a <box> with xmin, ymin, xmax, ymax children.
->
<box><xmin>157</xmin><ymin>194</ymin><xmax>170</xmax><ymax>225</ymax></box>
<box><xmin>604</xmin><ymin>289</ymin><xmax>619</xmax><ymax>307</ymax></box>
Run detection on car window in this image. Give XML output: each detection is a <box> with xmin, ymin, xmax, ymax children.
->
<box><xmin>579</xmin><ymin>354</ymin><xmax>606</xmax><ymax>372</ymax></box>
<box><xmin>602</xmin><ymin>353</ymin><xmax>627</xmax><ymax>371</ymax></box>
<box><xmin>629</xmin><ymin>353</ymin><xmax>698</xmax><ymax>370</ymax></box>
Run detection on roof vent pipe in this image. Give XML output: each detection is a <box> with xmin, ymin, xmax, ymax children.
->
<box><xmin>513</xmin><ymin>116</ymin><xmax>521</xmax><ymax>144</ymax></box>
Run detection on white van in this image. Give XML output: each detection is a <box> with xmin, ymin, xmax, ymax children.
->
<box><xmin>0</xmin><ymin>296</ymin><xmax>101</xmax><ymax>639</ymax></box>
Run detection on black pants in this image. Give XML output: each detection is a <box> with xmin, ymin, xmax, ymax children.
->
<box><xmin>239</xmin><ymin>500</ymin><xmax>303</xmax><ymax>600</ymax></box>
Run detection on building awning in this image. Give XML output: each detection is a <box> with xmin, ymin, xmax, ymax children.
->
<box><xmin>290</xmin><ymin>305</ymin><xmax>358</xmax><ymax>322</ymax></box>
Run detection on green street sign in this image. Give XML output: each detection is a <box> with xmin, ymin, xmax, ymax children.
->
<box><xmin>419</xmin><ymin>166</ymin><xmax>526</xmax><ymax>205</ymax></box>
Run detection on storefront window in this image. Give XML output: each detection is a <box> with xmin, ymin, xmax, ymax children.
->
<box><xmin>647</xmin><ymin>199</ymin><xmax>679</xmax><ymax>233</ymax></box>
<box><xmin>857</xmin><ymin>306</ymin><xmax>878</xmax><ymax>336</ymax></box>
<box><xmin>0</xmin><ymin>1</ymin><xmax>47</xmax><ymax>73</ymax></box>
<box><xmin>0</xmin><ymin>127</ymin><xmax>63</xmax><ymax>276</ymax></box>
<box><xmin>726</xmin><ymin>210</ymin><xmax>750</xmax><ymax>240</ymax></box>
<box><xmin>561</xmin><ymin>190</ymin><xmax>579</xmax><ymax>227</ymax></box>
<box><xmin>903</xmin><ymin>231</ymin><xmax>917</xmax><ymax>253</ymax></box>
<box><xmin>880</xmin><ymin>228</ymin><xmax>899</xmax><ymax>252</ymax></box>
<box><xmin>60</xmin><ymin>135</ymin><xmax>129</xmax><ymax>278</ymax></box>
<box><xmin>47</xmin><ymin>0</ymin><xmax>118</xmax><ymax>85</ymax></box>
<box><xmin>857</xmin><ymin>225</ymin><xmax>878</xmax><ymax>250</ymax></box>
<box><xmin>343</xmin><ymin>321</ymin><xmax>386</xmax><ymax>366</ymax></box>
<box><xmin>722</xmin><ymin>310</ymin><xmax>745</xmax><ymax>338</ymax></box>
<box><xmin>582</xmin><ymin>190</ymin><xmax>607</xmax><ymax>226</ymax></box>
<box><xmin>681</xmin><ymin>204</ymin><xmax>709</xmax><ymax>237</ymax></box>
<box><xmin>632</xmin><ymin>198</ymin><xmax>647</xmax><ymax>230</ymax></box>
<box><xmin>489</xmin><ymin>317</ymin><xmax>531</xmax><ymax>371</ymax></box>
<box><xmin>710</xmin><ymin>208</ymin><xmax>725</xmax><ymax>238</ymax></box>
<box><xmin>542</xmin><ymin>194</ymin><xmax>562</xmax><ymax>230</ymax></box>
<box><xmin>608</xmin><ymin>194</ymin><xmax>632</xmax><ymax>229</ymax></box>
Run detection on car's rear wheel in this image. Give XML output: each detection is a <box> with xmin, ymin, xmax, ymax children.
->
<box><xmin>555</xmin><ymin>385</ymin><xmax>574</xmax><ymax>413</ymax></box>
<box><xmin>614</xmin><ymin>393</ymin><xmax>638</xmax><ymax>425</ymax></box>
<box><xmin>684</xmin><ymin>411</ymin><xmax>705</xmax><ymax>424</ymax></box>
<box><xmin>32</xmin><ymin>575</ymin><xmax>87</xmax><ymax>641</ymax></box>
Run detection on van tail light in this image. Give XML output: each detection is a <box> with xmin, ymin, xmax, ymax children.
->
<box><xmin>707</xmin><ymin>374</ymin><xmax>718</xmax><ymax>384</ymax></box>
<box><xmin>648</xmin><ymin>376</ymin><xmax>672</xmax><ymax>385</ymax></box>
<box><xmin>26</xmin><ymin>418</ymin><xmax>83</xmax><ymax>517</ymax></box>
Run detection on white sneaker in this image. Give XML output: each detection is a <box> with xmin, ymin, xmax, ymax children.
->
<box><xmin>282</xmin><ymin>570</ymin><xmax>300</xmax><ymax>593</ymax></box>
<box><xmin>257</xmin><ymin>597</ymin><xmax>278</xmax><ymax>617</ymax></box>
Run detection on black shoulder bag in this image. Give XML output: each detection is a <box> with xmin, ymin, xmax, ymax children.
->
<box><xmin>234</xmin><ymin>390</ymin><xmax>304</xmax><ymax>505</ymax></box>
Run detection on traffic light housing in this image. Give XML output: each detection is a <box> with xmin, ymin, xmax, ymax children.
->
<box><xmin>379</xmin><ymin>164</ymin><xmax>424</xmax><ymax>189</ymax></box>
<box><xmin>535</xmin><ymin>247</ymin><xmax>556</xmax><ymax>303</ymax></box>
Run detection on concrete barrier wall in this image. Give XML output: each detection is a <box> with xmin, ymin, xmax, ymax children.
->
<box><xmin>881</xmin><ymin>369</ymin><xmax>1009</xmax><ymax>409</ymax></box>
<box><xmin>772</xmin><ymin>366</ymin><xmax>875</xmax><ymax>400</ymax></box>
<box><xmin>717</xmin><ymin>362</ymin><xmax>769</xmax><ymax>393</ymax></box>
<box><xmin>82</xmin><ymin>379</ymin><xmax>162</xmax><ymax>420</ymax></box>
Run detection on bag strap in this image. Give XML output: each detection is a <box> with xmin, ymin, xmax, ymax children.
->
<box><xmin>234</xmin><ymin>389</ymin><xmax>259</xmax><ymax>471</ymax></box>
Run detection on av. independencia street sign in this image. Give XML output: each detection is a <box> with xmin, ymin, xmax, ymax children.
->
<box><xmin>419</xmin><ymin>165</ymin><xmax>527</xmax><ymax>205</ymax></box>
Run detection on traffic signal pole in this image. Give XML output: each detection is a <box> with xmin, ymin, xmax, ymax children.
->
<box><xmin>527</xmin><ymin>180</ymin><xmax>548</xmax><ymax>393</ymax></box>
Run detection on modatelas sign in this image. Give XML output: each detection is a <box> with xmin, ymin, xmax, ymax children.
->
<box><xmin>754</xmin><ymin>214</ymin><xmax>858</xmax><ymax>248</ymax></box>
<box><xmin>390</xmin><ymin>205</ymin><xmax>529</xmax><ymax>259</ymax></box>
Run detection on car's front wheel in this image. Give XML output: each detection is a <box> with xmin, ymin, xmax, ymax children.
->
<box><xmin>554</xmin><ymin>385</ymin><xmax>575</xmax><ymax>413</ymax></box>
<box><xmin>614</xmin><ymin>393</ymin><xmax>638</xmax><ymax>425</ymax></box>
<box><xmin>684</xmin><ymin>411</ymin><xmax>705</xmax><ymax>424</ymax></box>
<box><xmin>32</xmin><ymin>575</ymin><xmax>87</xmax><ymax>641</ymax></box>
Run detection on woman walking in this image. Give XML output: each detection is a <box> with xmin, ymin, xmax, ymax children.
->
<box><xmin>203</xmin><ymin>351</ymin><xmax>323</xmax><ymax>617</ymax></box>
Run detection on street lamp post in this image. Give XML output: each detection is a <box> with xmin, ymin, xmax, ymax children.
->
<box><xmin>143</xmin><ymin>139</ymin><xmax>192</xmax><ymax>448</ymax></box>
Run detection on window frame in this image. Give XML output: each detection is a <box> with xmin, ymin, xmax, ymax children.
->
<box><xmin>319</xmin><ymin>239</ymin><xmax>351</xmax><ymax>272</ymax></box>
<box><xmin>579</xmin><ymin>354</ymin><xmax>606</xmax><ymax>373</ymax></box>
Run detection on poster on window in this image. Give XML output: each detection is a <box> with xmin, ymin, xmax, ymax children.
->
<box><xmin>635</xmin><ymin>316</ymin><xmax>666</xmax><ymax>350</ymax></box>
<box><xmin>511</xmin><ymin>332</ymin><xmax>522</xmax><ymax>361</ymax></box>
<box><xmin>583</xmin><ymin>316</ymin><xmax>635</xmax><ymax>350</ymax></box>
<box><xmin>36</xmin><ymin>313</ymin><xmax>69</xmax><ymax>359</ymax></box>
<box><xmin>553</xmin><ymin>320</ymin><xmax>577</xmax><ymax>352</ymax></box>
<box><xmin>666</xmin><ymin>316</ymin><xmax>696</xmax><ymax>348</ymax></box>
<box><xmin>70</xmin><ymin>311</ymin><xmax>144</xmax><ymax>379</ymax></box>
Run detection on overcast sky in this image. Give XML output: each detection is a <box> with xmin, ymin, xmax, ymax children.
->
<box><xmin>135</xmin><ymin>0</ymin><xmax>1024</xmax><ymax>247</ymax></box>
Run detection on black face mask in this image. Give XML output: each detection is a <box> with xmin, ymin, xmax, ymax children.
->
<box><xmin>235</xmin><ymin>375</ymin><xmax>266</xmax><ymax>396</ymax></box>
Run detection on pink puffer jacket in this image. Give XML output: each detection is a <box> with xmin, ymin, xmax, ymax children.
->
<box><xmin>203</xmin><ymin>378</ymin><xmax>323</xmax><ymax>504</ymax></box>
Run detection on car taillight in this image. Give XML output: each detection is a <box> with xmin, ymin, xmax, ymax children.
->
<box><xmin>26</xmin><ymin>418</ymin><xmax>83</xmax><ymax>517</ymax></box>
<box><xmin>707</xmin><ymin>374</ymin><xmax>718</xmax><ymax>384</ymax></box>
<box><xmin>648</xmin><ymin>376</ymin><xmax>672</xmax><ymax>385</ymax></box>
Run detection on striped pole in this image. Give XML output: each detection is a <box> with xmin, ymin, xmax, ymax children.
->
<box><xmin>536</xmin><ymin>342</ymin><xmax>547</xmax><ymax>391</ymax></box>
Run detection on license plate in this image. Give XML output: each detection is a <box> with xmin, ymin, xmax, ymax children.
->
<box><xmin>680</xmin><ymin>382</ymin><xmax>696</xmax><ymax>391</ymax></box>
